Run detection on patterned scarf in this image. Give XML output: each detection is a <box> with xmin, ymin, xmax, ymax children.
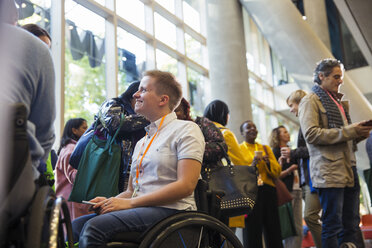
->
<box><xmin>312</xmin><ymin>84</ymin><xmax>351</xmax><ymax>128</ymax></box>
<box><xmin>312</xmin><ymin>84</ymin><xmax>357</xmax><ymax>151</ymax></box>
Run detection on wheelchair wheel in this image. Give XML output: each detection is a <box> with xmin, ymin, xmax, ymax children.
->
<box><xmin>49</xmin><ymin>197</ymin><xmax>74</xmax><ymax>248</ymax></box>
<box><xmin>139</xmin><ymin>212</ymin><xmax>243</xmax><ymax>248</ymax></box>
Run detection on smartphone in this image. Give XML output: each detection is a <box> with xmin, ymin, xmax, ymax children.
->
<box><xmin>362</xmin><ymin>120</ymin><xmax>372</xmax><ymax>126</ymax></box>
<box><xmin>82</xmin><ymin>200</ymin><xmax>97</xmax><ymax>205</ymax></box>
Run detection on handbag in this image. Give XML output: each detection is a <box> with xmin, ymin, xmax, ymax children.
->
<box><xmin>69</xmin><ymin>117</ymin><xmax>123</xmax><ymax>203</ymax></box>
<box><xmin>278</xmin><ymin>202</ymin><xmax>297</xmax><ymax>239</ymax></box>
<box><xmin>262</xmin><ymin>145</ymin><xmax>293</xmax><ymax>206</ymax></box>
<box><xmin>205</xmin><ymin>145</ymin><xmax>258</xmax><ymax>217</ymax></box>
<box><xmin>274</xmin><ymin>178</ymin><xmax>293</xmax><ymax>206</ymax></box>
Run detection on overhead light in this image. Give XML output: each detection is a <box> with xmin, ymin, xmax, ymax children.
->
<box><xmin>302</xmin><ymin>16</ymin><xmax>307</xmax><ymax>20</ymax></box>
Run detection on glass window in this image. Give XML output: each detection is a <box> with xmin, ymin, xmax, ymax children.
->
<box><xmin>263</xmin><ymin>87</ymin><xmax>274</xmax><ymax>109</ymax></box>
<box><xmin>183</xmin><ymin>0</ymin><xmax>201</xmax><ymax>32</ymax></box>
<box><xmin>339</xmin><ymin>18</ymin><xmax>368</xmax><ymax>69</ymax></box>
<box><xmin>117</xmin><ymin>28</ymin><xmax>146</xmax><ymax>94</ymax></box>
<box><xmin>243</xmin><ymin>9</ymin><xmax>254</xmax><ymax>71</ymax></box>
<box><xmin>187</xmin><ymin>67</ymin><xmax>205</xmax><ymax>116</ymax></box>
<box><xmin>154</xmin><ymin>13</ymin><xmax>176</xmax><ymax>49</ymax></box>
<box><xmin>65</xmin><ymin>1</ymin><xmax>105</xmax><ymax>36</ymax></box>
<box><xmin>185</xmin><ymin>33</ymin><xmax>202</xmax><ymax>62</ymax></box>
<box><xmin>27</xmin><ymin>0</ymin><xmax>51</xmax><ymax>8</ymax></box>
<box><xmin>251</xmin><ymin>104</ymin><xmax>265</xmax><ymax>144</ymax></box>
<box><xmin>265</xmin><ymin>112</ymin><xmax>275</xmax><ymax>141</ymax></box>
<box><xmin>156</xmin><ymin>0</ymin><xmax>175</xmax><ymax>14</ymax></box>
<box><xmin>249</xmin><ymin>78</ymin><xmax>257</xmax><ymax>98</ymax></box>
<box><xmin>17</xmin><ymin>0</ymin><xmax>51</xmax><ymax>31</ymax></box>
<box><xmin>156</xmin><ymin>49</ymin><xmax>178</xmax><ymax>76</ymax></box>
<box><xmin>246</xmin><ymin>53</ymin><xmax>254</xmax><ymax>71</ymax></box>
<box><xmin>255</xmin><ymin>81</ymin><xmax>263</xmax><ymax>101</ymax></box>
<box><xmin>259</xmin><ymin>63</ymin><xmax>267</xmax><ymax>78</ymax></box>
<box><xmin>116</xmin><ymin>0</ymin><xmax>145</xmax><ymax>30</ymax></box>
<box><xmin>64</xmin><ymin>0</ymin><xmax>106</xmax><ymax>124</ymax></box>
<box><xmin>271</xmin><ymin>51</ymin><xmax>288</xmax><ymax>87</ymax></box>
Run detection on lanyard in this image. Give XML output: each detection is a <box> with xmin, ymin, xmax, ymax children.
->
<box><xmin>325</xmin><ymin>90</ymin><xmax>347</xmax><ymax>121</ymax></box>
<box><xmin>133</xmin><ymin>115</ymin><xmax>166</xmax><ymax>194</ymax></box>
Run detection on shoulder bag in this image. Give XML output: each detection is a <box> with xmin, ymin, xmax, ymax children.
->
<box><xmin>262</xmin><ymin>145</ymin><xmax>293</xmax><ymax>206</ymax></box>
<box><xmin>205</xmin><ymin>144</ymin><xmax>258</xmax><ymax>217</ymax></box>
<box><xmin>69</xmin><ymin>115</ymin><xmax>124</xmax><ymax>203</ymax></box>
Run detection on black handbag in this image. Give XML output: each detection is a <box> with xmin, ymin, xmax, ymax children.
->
<box><xmin>204</xmin><ymin>151</ymin><xmax>258</xmax><ymax>217</ymax></box>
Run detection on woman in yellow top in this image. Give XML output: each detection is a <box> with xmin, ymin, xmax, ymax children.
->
<box><xmin>203</xmin><ymin>100</ymin><xmax>246</xmax><ymax>165</ymax></box>
<box><xmin>240</xmin><ymin>120</ymin><xmax>283</xmax><ymax>248</ymax></box>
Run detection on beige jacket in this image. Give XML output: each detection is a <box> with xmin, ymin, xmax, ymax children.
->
<box><xmin>298</xmin><ymin>93</ymin><xmax>360</xmax><ymax>188</ymax></box>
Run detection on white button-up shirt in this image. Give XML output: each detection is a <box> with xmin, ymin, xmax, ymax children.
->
<box><xmin>130</xmin><ymin>112</ymin><xmax>205</xmax><ymax>210</ymax></box>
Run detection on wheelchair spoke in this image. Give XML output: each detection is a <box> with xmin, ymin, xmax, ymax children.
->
<box><xmin>177</xmin><ymin>231</ymin><xmax>187</xmax><ymax>248</ymax></box>
<box><xmin>197</xmin><ymin>226</ymin><xmax>204</xmax><ymax>248</ymax></box>
<box><xmin>220</xmin><ymin>239</ymin><xmax>226</xmax><ymax>248</ymax></box>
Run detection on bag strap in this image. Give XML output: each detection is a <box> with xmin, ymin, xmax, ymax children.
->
<box><xmin>262</xmin><ymin>145</ymin><xmax>269</xmax><ymax>156</ymax></box>
<box><xmin>105</xmin><ymin>113</ymin><xmax>125</xmax><ymax>149</ymax></box>
<box><xmin>215</xmin><ymin>142</ymin><xmax>232</xmax><ymax>167</ymax></box>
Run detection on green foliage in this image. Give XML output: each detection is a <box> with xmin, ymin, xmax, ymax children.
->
<box><xmin>64</xmin><ymin>45</ymin><xmax>106</xmax><ymax>125</ymax></box>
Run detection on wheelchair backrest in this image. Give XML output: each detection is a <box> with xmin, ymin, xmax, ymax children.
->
<box><xmin>0</xmin><ymin>103</ymin><xmax>35</xmax><ymax>225</ymax></box>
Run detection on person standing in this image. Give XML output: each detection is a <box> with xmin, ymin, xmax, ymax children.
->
<box><xmin>240</xmin><ymin>120</ymin><xmax>283</xmax><ymax>248</ymax></box>
<box><xmin>282</xmin><ymin>90</ymin><xmax>322</xmax><ymax>247</ymax></box>
<box><xmin>203</xmin><ymin>100</ymin><xmax>246</xmax><ymax>166</ymax></box>
<box><xmin>299</xmin><ymin>58</ymin><xmax>372</xmax><ymax>247</ymax></box>
<box><xmin>270</xmin><ymin>125</ymin><xmax>302</xmax><ymax>247</ymax></box>
<box><xmin>55</xmin><ymin>118</ymin><xmax>89</xmax><ymax>220</ymax></box>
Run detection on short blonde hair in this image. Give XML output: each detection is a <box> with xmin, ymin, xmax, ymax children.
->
<box><xmin>144</xmin><ymin>70</ymin><xmax>182</xmax><ymax>111</ymax></box>
<box><xmin>286</xmin><ymin>90</ymin><xmax>307</xmax><ymax>106</ymax></box>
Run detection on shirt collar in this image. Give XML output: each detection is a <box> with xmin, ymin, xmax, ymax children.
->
<box><xmin>145</xmin><ymin>112</ymin><xmax>177</xmax><ymax>136</ymax></box>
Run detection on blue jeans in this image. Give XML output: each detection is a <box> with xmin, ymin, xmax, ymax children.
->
<box><xmin>71</xmin><ymin>207</ymin><xmax>179</xmax><ymax>247</ymax></box>
<box><xmin>317</xmin><ymin>166</ymin><xmax>363</xmax><ymax>248</ymax></box>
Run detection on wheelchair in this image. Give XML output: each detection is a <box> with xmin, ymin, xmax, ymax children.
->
<box><xmin>104</xmin><ymin>180</ymin><xmax>243</xmax><ymax>248</ymax></box>
<box><xmin>1</xmin><ymin>103</ymin><xmax>74</xmax><ymax>248</ymax></box>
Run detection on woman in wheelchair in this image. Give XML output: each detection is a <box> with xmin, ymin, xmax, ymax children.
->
<box><xmin>72</xmin><ymin>70</ymin><xmax>205</xmax><ymax>247</ymax></box>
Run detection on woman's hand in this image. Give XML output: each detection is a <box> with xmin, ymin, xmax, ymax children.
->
<box><xmin>288</xmin><ymin>164</ymin><xmax>298</xmax><ymax>172</ymax></box>
<box><xmin>252</xmin><ymin>156</ymin><xmax>261</xmax><ymax>166</ymax></box>
<box><xmin>95</xmin><ymin>197</ymin><xmax>133</xmax><ymax>215</ymax></box>
<box><xmin>278</xmin><ymin>156</ymin><xmax>285</xmax><ymax>166</ymax></box>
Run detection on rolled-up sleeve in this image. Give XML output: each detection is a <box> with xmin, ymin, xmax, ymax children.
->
<box><xmin>177</xmin><ymin>123</ymin><xmax>205</xmax><ymax>164</ymax></box>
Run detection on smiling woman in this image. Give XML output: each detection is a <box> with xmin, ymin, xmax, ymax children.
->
<box><xmin>239</xmin><ymin>120</ymin><xmax>283</xmax><ymax>248</ymax></box>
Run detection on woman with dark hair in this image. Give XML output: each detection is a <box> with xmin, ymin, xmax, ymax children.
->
<box><xmin>203</xmin><ymin>100</ymin><xmax>244</xmax><ymax>165</ymax></box>
<box><xmin>175</xmin><ymin>98</ymin><xmax>227</xmax><ymax>171</ymax></box>
<box><xmin>55</xmin><ymin>118</ymin><xmax>89</xmax><ymax>220</ymax></box>
<box><xmin>270</xmin><ymin>126</ymin><xmax>302</xmax><ymax>247</ymax></box>
<box><xmin>22</xmin><ymin>23</ymin><xmax>51</xmax><ymax>48</ymax></box>
<box><xmin>240</xmin><ymin>120</ymin><xmax>283</xmax><ymax>248</ymax></box>
<box><xmin>113</xmin><ymin>81</ymin><xmax>149</xmax><ymax>191</ymax></box>
<box><xmin>69</xmin><ymin>81</ymin><xmax>149</xmax><ymax>192</ymax></box>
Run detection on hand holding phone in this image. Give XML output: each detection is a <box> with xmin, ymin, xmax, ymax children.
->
<box><xmin>362</xmin><ymin>120</ymin><xmax>372</xmax><ymax>126</ymax></box>
<box><xmin>82</xmin><ymin>200</ymin><xmax>97</xmax><ymax>206</ymax></box>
